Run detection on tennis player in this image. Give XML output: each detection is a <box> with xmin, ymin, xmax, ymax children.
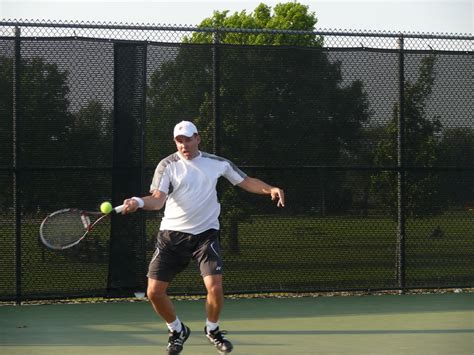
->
<box><xmin>122</xmin><ymin>120</ymin><xmax>285</xmax><ymax>355</ymax></box>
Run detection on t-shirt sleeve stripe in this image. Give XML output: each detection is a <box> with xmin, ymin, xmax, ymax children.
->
<box><xmin>150</xmin><ymin>153</ymin><xmax>179</xmax><ymax>193</ymax></box>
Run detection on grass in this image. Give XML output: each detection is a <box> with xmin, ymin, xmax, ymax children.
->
<box><xmin>170</xmin><ymin>211</ymin><xmax>473</xmax><ymax>294</ymax></box>
<box><xmin>0</xmin><ymin>211</ymin><xmax>473</xmax><ymax>300</ymax></box>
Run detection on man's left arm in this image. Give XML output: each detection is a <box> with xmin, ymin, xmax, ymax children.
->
<box><xmin>237</xmin><ymin>176</ymin><xmax>285</xmax><ymax>207</ymax></box>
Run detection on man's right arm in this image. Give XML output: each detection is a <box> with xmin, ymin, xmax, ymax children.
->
<box><xmin>122</xmin><ymin>190</ymin><xmax>167</xmax><ymax>214</ymax></box>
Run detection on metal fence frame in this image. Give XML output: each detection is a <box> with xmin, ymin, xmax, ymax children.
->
<box><xmin>1</xmin><ymin>20</ymin><xmax>472</xmax><ymax>304</ymax></box>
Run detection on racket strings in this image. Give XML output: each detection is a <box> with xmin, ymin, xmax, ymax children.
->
<box><xmin>41</xmin><ymin>210</ymin><xmax>90</xmax><ymax>249</ymax></box>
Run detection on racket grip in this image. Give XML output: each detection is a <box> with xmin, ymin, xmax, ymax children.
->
<box><xmin>114</xmin><ymin>204</ymin><xmax>125</xmax><ymax>214</ymax></box>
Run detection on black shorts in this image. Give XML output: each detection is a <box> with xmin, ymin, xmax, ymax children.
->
<box><xmin>147</xmin><ymin>229</ymin><xmax>223</xmax><ymax>282</ymax></box>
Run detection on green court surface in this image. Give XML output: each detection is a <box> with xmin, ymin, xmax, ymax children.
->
<box><xmin>1</xmin><ymin>293</ymin><xmax>472</xmax><ymax>355</ymax></box>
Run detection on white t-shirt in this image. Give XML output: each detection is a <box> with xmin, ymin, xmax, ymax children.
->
<box><xmin>150</xmin><ymin>151</ymin><xmax>246</xmax><ymax>234</ymax></box>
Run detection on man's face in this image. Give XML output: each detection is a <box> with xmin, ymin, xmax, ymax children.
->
<box><xmin>174</xmin><ymin>134</ymin><xmax>201</xmax><ymax>160</ymax></box>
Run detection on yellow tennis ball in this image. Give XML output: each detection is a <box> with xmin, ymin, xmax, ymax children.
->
<box><xmin>100</xmin><ymin>201</ymin><xmax>113</xmax><ymax>214</ymax></box>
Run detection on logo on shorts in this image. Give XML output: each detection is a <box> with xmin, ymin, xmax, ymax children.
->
<box><xmin>216</xmin><ymin>266</ymin><xmax>221</xmax><ymax>271</ymax></box>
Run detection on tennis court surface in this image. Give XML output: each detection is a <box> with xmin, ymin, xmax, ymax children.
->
<box><xmin>1</xmin><ymin>292</ymin><xmax>472</xmax><ymax>354</ymax></box>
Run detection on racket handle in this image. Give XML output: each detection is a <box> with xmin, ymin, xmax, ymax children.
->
<box><xmin>114</xmin><ymin>204</ymin><xmax>125</xmax><ymax>214</ymax></box>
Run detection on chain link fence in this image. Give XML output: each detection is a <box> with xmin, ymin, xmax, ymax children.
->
<box><xmin>0</xmin><ymin>20</ymin><xmax>472</xmax><ymax>303</ymax></box>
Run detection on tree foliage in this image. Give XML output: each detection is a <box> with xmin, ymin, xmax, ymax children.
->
<box><xmin>144</xmin><ymin>2</ymin><xmax>372</xmax><ymax>252</ymax></box>
<box><xmin>438</xmin><ymin>127</ymin><xmax>474</xmax><ymax>206</ymax></box>
<box><xmin>0</xmin><ymin>56</ymin><xmax>13</xmax><ymax>168</ymax></box>
<box><xmin>0</xmin><ymin>56</ymin><xmax>72</xmax><ymax>209</ymax></box>
<box><xmin>69</xmin><ymin>100</ymin><xmax>113</xmax><ymax>166</ymax></box>
<box><xmin>0</xmin><ymin>56</ymin><xmax>112</xmax><ymax>211</ymax></box>
<box><xmin>371</xmin><ymin>55</ymin><xmax>447</xmax><ymax>218</ymax></box>
<box><xmin>187</xmin><ymin>2</ymin><xmax>323</xmax><ymax>46</ymax></box>
<box><xmin>146</xmin><ymin>2</ymin><xmax>370</xmax><ymax>220</ymax></box>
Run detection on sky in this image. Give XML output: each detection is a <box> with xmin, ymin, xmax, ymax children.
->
<box><xmin>1</xmin><ymin>0</ymin><xmax>472</xmax><ymax>35</ymax></box>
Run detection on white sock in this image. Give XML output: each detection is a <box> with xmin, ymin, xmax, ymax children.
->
<box><xmin>206</xmin><ymin>319</ymin><xmax>219</xmax><ymax>333</ymax></box>
<box><xmin>167</xmin><ymin>317</ymin><xmax>182</xmax><ymax>333</ymax></box>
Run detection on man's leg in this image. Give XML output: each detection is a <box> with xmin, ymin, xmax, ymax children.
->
<box><xmin>203</xmin><ymin>274</ymin><xmax>233</xmax><ymax>353</ymax></box>
<box><xmin>148</xmin><ymin>278</ymin><xmax>190</xmax><ymax>355</ymax></box>
<box><xmin>147</xmin><ymin>278</ymin><xmax>176</xmax><ymax>323</ymax></box>
<box><xmin>203</xmin><ymin>274</ymin><xmax>224</xmax><ymax>322</ymax></box>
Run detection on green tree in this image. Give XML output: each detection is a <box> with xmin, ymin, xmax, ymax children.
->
<box><xmin>146</xmin><ymin>46</ymin><xmax>212</xmax><ymax>162</ymax></box>
<box><xmin>0</xmin><ymin>56</ymin><xmax>73</xmax><ymax>210</ymax></box>
<box><xmin>342</xmin><ymin>124</ymin><xmax>389</xmax><ymax>216</ymax></box>
<box><xmin>69</xmin><ymin>100</ymin><xmax>113</xmax><ymax>166</ymax></box>
<box><xmin>371</xmin><ymin>55</ymin><xmax>446</xmax><ymax>218</ymax></box>
<box><xmin>439</xmin><ymin>128</ymin><xmax>474</xmax><ymax>167</ymax></box>
<box><xmin>188</xmin><ymin>2</ymin><xmax>323</xmax><ymax>46</ymax></box>
<box><xmin>0</xmin><ymin>56</ymin><xmax>13</xmax><ymax>210</ymax></box>
<box><xmin>146</xmin><ymin>2</ymin><xmax>370</xmax><ymax>251</ymax></box>
<box><xmin>0</xmin><ymin>56</ymin><xmax>113</xmax><ymax>211</ymax></box>
<box><xmin>20</xmin><ymin>57</ymin><xmax>72</xmax><ymax>167</ymax></box>
<box><xmin>438</xmin><ymin>127</ymin><xmax>474</xmax><ymax>207</ymax></box>
<box><xmin>0</xmin><ymin>56</ymin><xmax>13</xmax><ymax>168</ymax></box>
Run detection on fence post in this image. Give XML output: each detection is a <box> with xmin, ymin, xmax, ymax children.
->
<box><xmin>397</xmin><ymin>35</ymin><xmax>406</xmax><ymax>291</ymax></box>
<box><xmin>139</xmin><ymin>44</ymin><xmax>147</xmax><ymax>287</ymax></box>
<box><xmin>13</xmin><ymin>26</ymin><xmax>22</xmax><ymax>305</ymax></box>
<box><xmin>212</xmin><ymin>28</ymin><xmax>221</xmax><ymax>155</ymax></box>
<box><xmin>108</xmin><ymin>43</ymin><xmax>147</xmax><ymax>296</ymax></box>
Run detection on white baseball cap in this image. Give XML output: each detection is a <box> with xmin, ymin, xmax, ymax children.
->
<box><xmin>173</xmin><ymin>120</ymin><xmax>198</xmax><ymax>138</ymax></box>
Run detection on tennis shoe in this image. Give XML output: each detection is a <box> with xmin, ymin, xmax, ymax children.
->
<box><xmin>167</xmin><ymin>323</ymin><xmax>190</xmax><ymax>355</ymax></box>
<box><xmin>205</xmin><ymin>326</ymin><xmax>233</xmax><ymax>354</ymax></box>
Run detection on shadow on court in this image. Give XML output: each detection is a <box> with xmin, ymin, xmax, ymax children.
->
<box><xmin>1</xmin><ymin>293</ymin><xmax>472</xmax><ymax>354</ymax></box>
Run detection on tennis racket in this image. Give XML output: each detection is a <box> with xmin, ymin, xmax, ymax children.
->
<box><xmin>39</xmin><ymin>204</ymin><xmax>125</xmax><ymax>250</ymax></box>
